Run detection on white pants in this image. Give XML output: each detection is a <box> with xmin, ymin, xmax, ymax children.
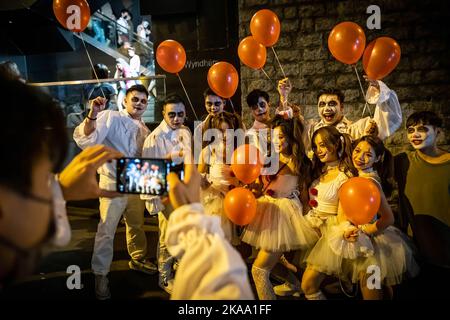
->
<box><xmin>157</xmin><ymin>206</ymin><xmax>174</xmax><ymax>278</ymax></box>
<box><xmin>91</xmin><ymin>194</ymin><xmax>147</xmax><ymax>275</ymax></box>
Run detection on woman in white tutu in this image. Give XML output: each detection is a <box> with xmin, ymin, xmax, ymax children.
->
<box><xmin>241</xmin><ymin>115</ymin><xmax>318</xmax><ymax>300</ymax></box>
<box><xmin>302</xmin><ymin>131</ymin><xmax>420</xmax><ymax>300</ymax></box>
<box><xmin>198</xmin><ymin>112</ymin><xmax>243</xmax><ymax>245</ymax></box>
<box><xmin>300</xmin><ymin>126</ymin><xmax>357</xmax><ymax>300</ymax></box>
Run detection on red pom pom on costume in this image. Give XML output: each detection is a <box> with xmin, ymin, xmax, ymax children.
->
<box><xmin>309</xmin><ymin>199</ymin><xmax>318</xmax><ymax>207</ymax></box>
<box><xmin>310</xmin><ymin>188</ymin><xmax>318</xmax><ymax>196</ymax></box>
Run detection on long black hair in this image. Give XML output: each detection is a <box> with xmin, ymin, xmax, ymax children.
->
<box><xmin>270</xmin><ymin>115</ymin><xmax>312</xmax><ymax>191</ymax></box>
<box><xmin>311</xmin><ymin>126</ymin><xmax>357</xmax><ymax>181</ymax></box>
<box><xmin>353</xmin><ymin>135</ymin><xmax>394</xmax><ymax>197</ymax></box>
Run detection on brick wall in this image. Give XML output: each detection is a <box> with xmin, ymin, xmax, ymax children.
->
<box><xmin>238</xmin><ymin>0</ymin><xmax>450</xmax><ymax>154</ymax></box>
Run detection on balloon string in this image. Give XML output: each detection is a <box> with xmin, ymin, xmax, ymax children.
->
<box><xmin>261</xmin><ymin>68</ymin><xmax>271</xmax><ymax>80</ymax></box>
<box><xmin>79</xmin><ymin>32</ymin><xmax>106</xmax><ymax>100</ymax></box>
<box><xmin>176</xmin><ymin>73</ymin><xmax>198</xmax><ymax>120</ymax></box>
<box><xmin>353</xmin><ymin>65</ymin><xmax>372</xmax><ymax>118</ymax></box>
<box><xmin>228</xmin><ymin>98</ymin><xmax>236</xmax><ymax>114</ymax></box>
<box><xmin>271</xmin><ymin>46</ymin><xmax>286</xmax><ymax>78</ymax></box>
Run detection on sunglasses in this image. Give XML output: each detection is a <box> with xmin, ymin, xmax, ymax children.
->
<box><xmin>131</xmin><ymin>97</ymin><xmax>148</xmax><ymax>104</ymax></box>
<box><xmin>318</xmin><ymin>100</ymin><xmax>339</xmax><ymax>107</ymax></box>
<box><xmin>167</xmin><ymin>111</ymin><xmax>185</xmax><ymax>118</ymax></box>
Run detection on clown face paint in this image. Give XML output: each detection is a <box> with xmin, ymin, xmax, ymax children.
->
<box><xmin>317</xmin><ymin>94</ymin><xmax>344</xmax><ymax>125</ymax></box>
<box><xmin>407</xmin><ymin>124</ymin><xmax>437</xmax><ymax>150</ymax></box>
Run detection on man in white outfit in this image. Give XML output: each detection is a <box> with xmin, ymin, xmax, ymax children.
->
<box><xmin>142</xmin><ymin>94</ymin><xmax>192</xmax><ymax>295</ymax></box>
<box><xmin>73</xmin><ymin>84</ymin><xmax>157</xmax><ymax>300</ymax></box>
<box><xmin>305</xmin><ymin>80</ymin><xmax>402</xmax><ymax>151</ymax></box>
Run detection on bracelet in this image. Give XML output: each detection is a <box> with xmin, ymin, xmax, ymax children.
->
<box><xmin>86</xmin><ymin>115</ymin><xmax>97</xmax><ymax>121</ymax></box>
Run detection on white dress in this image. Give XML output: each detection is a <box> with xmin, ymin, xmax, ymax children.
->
<box><xmin>306</xmin><ymin>170</ymin><xmax>420</xmax><ymax>285</ymax></box>
<box><xmin>241</xmin><ymin>173</ymin><xmax>319</xmax><ymax>252</ymax></box>
<box><xmin>201</xmin><ymin>145</ymin><xmax>241</xmax><ymax>245</ymax></box>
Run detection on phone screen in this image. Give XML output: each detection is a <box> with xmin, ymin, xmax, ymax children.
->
<box><xmin>116</xmin><ymin>157</ymin><xmax>184</xmax><ymax>195</ymax></box>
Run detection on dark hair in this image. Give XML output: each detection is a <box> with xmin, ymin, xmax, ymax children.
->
<box><xmin>163</xmin><ymin>93</ymin><xmax>186</xmax><ymax>107</ymax></box>
<box><xmin>406</xmin><ymin>111</ymin><xmax>443</xmax><ymax>129</ymax></box>
<box><xmin>92</xmin><ymin>63</ymin><xmax>109</xmax><ymax>79</ymax></box>
<box><xmin>0</xmin><ymin>61</ymin><xmax>22</xmax><ymax>81</ymax></box>
<box><xmin>202</xmin><ymin>111</ymin><xmax>243</xmax><ymax>149</ymax></box>
<box><xmin>311</xmin><ymin>126</ymin><xmax>357</xmax><ymax>181</ymax></box>
<box><xmin>246</xmin><ymin>89</ymin><xmax>269</xmax><ymax>108</ymax></box>
<box><xmin>203</xmin><ymin>88</ymin><xmax>225</xmax><ymax>100</ymax></box>
<box><xmin>270</xmin><ymin>115</ymin><xmax>312</xmax><ymax>191</ymax></box>
<box><xmin>317</xmin><ymin>88</ymin><xmax>345</xmax><ymax>104</ymax></box>
<box><xmin>353</xmin><ymin>136</ymin><xmax>394</xmax><ymax>197</ymax></box>
<box><xmin>125</xmin><ymin>84</ymin><xmax>148</xmax><ymax>97</ymax></box>
<box><xmin>0</xmin><ymin>77</ymin><xmax>67</xmax><ymax>196</ymax></box>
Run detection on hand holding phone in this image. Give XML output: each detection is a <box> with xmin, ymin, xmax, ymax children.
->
<box><xmin>116</xmin><ymin>157</ymin><xmax>184</xmax><ymax>195</ymax></box>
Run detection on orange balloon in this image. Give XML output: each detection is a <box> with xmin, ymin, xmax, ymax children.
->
<box><xmin>339</xmin><ymin>177</ymin><xmax>381</xmax><ymax>226</ymax></box>
<box><xmin>156</xmin><ymin>40</ymin><xmax>187</xmax><ymax>74</ymax></box>
<box><xmin>238</xmin><ymin>36</ymin><xmax>267</xmax><ymax>70</ymax></box>
<box><xmin>250</xmin><ymin>9</ymin><xmax>281</xmax><ymax>47</ymax></box>
<box><xmin>207</xmin><ymin>62</ymin><xmax>239</xmax><ymax>99</ymax></box>
<box><xmin>224</xmin><ymin>187</ymin><xmax>257</xmax><ymax>226</ymax></box>
<box><xmin>328</xmin><ymin>22</ymin><xmax>366</xmax><ymax>65</ymax></box>
<box><xmin>363</xmin><ymin>37</ymin><xmax>401</xmax><ymax>80</ymax></box>
<box><xmin>53</xmin><ymin>0</ymin><xmax>91</xmax><ymax>32</ymax></box>
<box><xmin>231</xmin><ymin>144</ymin><xmax>263</xmax><ymax>184</ymax></box>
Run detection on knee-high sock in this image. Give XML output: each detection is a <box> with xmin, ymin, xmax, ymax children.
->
<box><xmin>305</xmin><ymin>290</ymin><xmax>327</xmax><ymax>300</ymax></box>
<box><xmin>251</xmin><ymin>265</ymin><xmax>276</xmax><ymax>300</ymax></box>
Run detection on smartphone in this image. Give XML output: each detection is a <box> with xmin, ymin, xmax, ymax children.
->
<box><xmin>116</xmin><ymin>157</ymin><xmax>184</xmax><ymax>195</ymax></box>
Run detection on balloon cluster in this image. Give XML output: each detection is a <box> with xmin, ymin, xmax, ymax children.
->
<box><xmin>238</xmin><ymin>9</ymin><xmax>281</xmax><ymax>71</ymax></box>
<box><xmin>328</xmin><ymin>21</ymin><xmax>401</xmax><ymax>80</ymax></box>
<box><xmin>224</xmin><ymin>144</ymin><xmax>263</xmax><ymax>226</ymax></box>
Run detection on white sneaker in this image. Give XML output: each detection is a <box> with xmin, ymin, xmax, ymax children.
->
<box><xmin>159</xmin><ymin>275</ymin><xmax>174</xmax><ymax>295</ymax></box>
<box><xmin>95</xmin><ymin>275</ymin><xmax>111</xmax><ymax>300</ymax></box>
<box><xmin>273</xmin><ymin>281</ymin><xmax>302</xmax><ymax>297</ymax></box>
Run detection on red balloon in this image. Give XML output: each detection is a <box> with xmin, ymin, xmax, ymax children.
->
<box><xmin>231</xmin><ymin>144</ymin><xmax>263</xmax><ymax>184</ymax></box>
<box><xmin>53</xmin><ymin>0</ymin><xmax>91</xmax><ymax>33</ymax></box>
<box><xmin>207</xmin><ymin>62</ymin><xmax>239</xmax><ymax>99</ymax></box>
<box><xmin>339</xmin><ymin>177</ymin><xmax>381</xmax><ymax>226</ymax></box>
<box><xmin>250</xmin><ymin>9</ymin><xmax>281</xmax><ymax>47</ymax></box>
<box><xmin>363</xmin><ymin>37</ymin><xmax>401</xmax><ymax>80</ymax></box>
<box><xmin>328</xmin><ymin>22</ymin><xmax>366</xmax><ymax>65</ymax></box>
<box><xmin>238</xmin><ymin>36</ymin><xmax>267</xmax><ymax>70</ymax></box>
<box><xmin>156</xmin><ymin>40</ymin><xmax>187</xmax><ymax>74</ymax></box>
<box><xmin>224</xmin><ymin>187</ymin><xmax>257</xmax><ymax>226</ymax></box>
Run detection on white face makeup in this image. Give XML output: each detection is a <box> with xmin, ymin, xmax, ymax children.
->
<box><xmin>205</xmin><ymin>95</ymin><xmax>225</xmax><ymax>116</ymax></box>
<box><xmin>251</xmin><ymin>97</ymin><xmax>270</xmax><ymax>123</ymax></box>
<box><xmin>317</xmin><ymin>94</ymin><xmax>344</xmax><ymax>125</ymax></box>
<box><xmin>352</xmin><ymin>141</ymin><xmax>378</xmax><ymax>171</ymax></box>
<box><xmin>163</xmin><ymin>102</ymin><xmax>186</xmax><ymax>130</ymax></box>
<box><xmin>407</xmin><ymin>124</ymin><xmax>437</xmax><ymax>150</ymax></box>
<box><xmin>273</xmin><ymin>126</ymin><xmax>288</xmax><ymax>154</ymax></box>
<box><xmin>313</xmin><ymin>133</ymin><xmax>338</xmax><ymax>163</ymax></box>
<box><xmin>124</xmin><ymin>91</ymin><xmax>148</xmax><ymax>120</ymax></box>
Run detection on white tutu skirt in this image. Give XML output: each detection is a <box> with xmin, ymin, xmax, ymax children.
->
<box><xmin>306</xmin><ymin>217</ymin><xmax>420</xmax><ymax>285</ymax></box>
<box><xmin>201</xmin><ymin>186</ymin><xmax>240</xmax><ymax>246</ymax></box>
<box><xmin>241</xmin><ymin>195</ymin><xmax>319</xmax><ymax>252</ymax></box>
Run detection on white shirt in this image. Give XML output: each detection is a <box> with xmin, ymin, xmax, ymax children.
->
<box><xmin>141</xmin><ymin>120</ymin><xmax>192</xmax><ymax>211</ymax></box>
<box><xmin>73</xmin><ymin>109</ymin><xmax>150</xmax><ymax>190</ymax></box>
<box><xmin>166</xmin><ymin>203</ymin><xmax>254</xmax><ymax>300</ymax></box>
<box><xmin>116</xmin><ymin>17</ymin><xmax>129</xmax><ymax>34</ymax></box>
<box><xmin>129</xmin><ymin>55</ymin><xmax>141</xmax><ymax>77</ymax></box>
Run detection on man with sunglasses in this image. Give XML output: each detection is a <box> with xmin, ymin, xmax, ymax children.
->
<box><xmin>142</xmin><ymin>94</ymin><xmax>192</xmax><ymax>295</ymax></box>
<box><xmin>74</xmin><ymin>84</ymin><xmax>156</xmax><ymax>300</ymax></box>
